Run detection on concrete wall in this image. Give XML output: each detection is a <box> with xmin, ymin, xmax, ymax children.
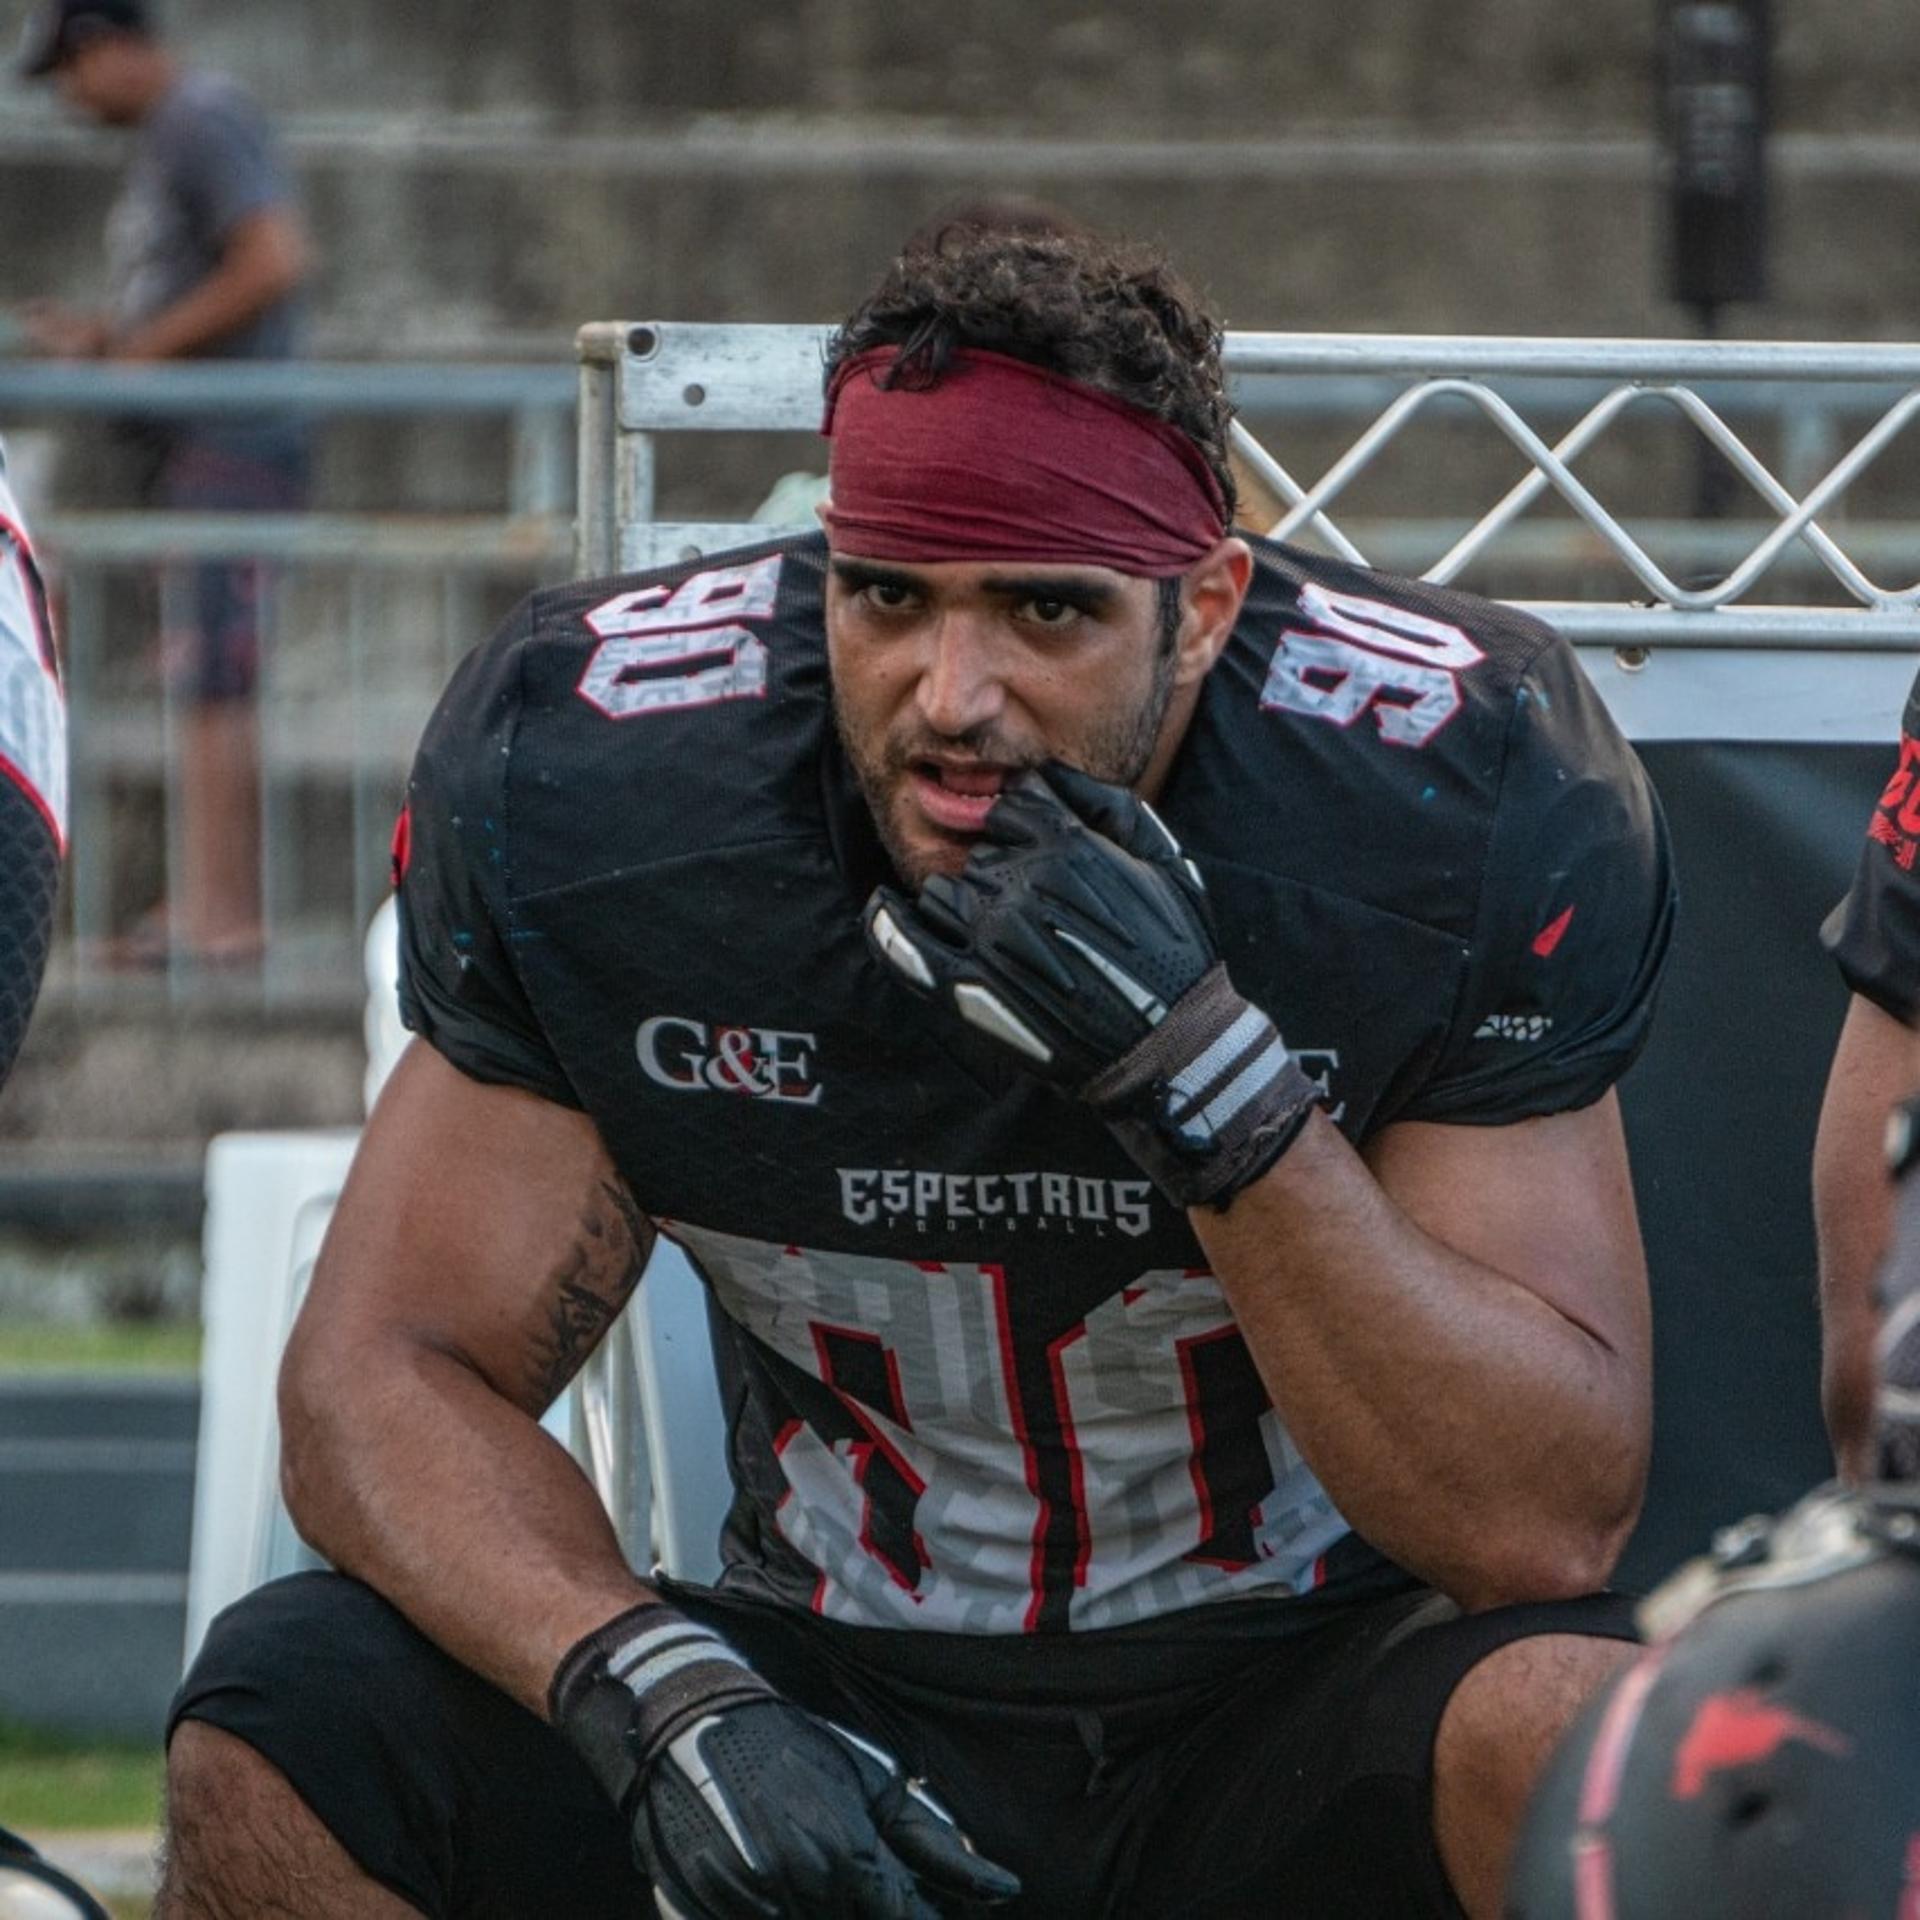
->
<box><xmin>2</xmin><ymin>0</ymin><xmax>1917</xmax><ymax>369</ymax></box>
<box><xmin>140</xmin><ymin>0</ymin><xmax>1920</xmax><ymax>132</ymax></box>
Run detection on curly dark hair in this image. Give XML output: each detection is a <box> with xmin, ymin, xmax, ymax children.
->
<box><xmin>826</xmin><ymin>224</ymin><xmax>1238</xmax><ymax>522</ymax></box>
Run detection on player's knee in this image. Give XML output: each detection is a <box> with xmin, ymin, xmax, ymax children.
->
<box><xmin>162</xmin><ymin>1720</ymin><xmax>285</xmax><ymax>1877</ymax></box>
<box><xmin>1439</xmin><ymin>1632</ymin><xmax>1632</xmax><ymax>1797</ymax></box>
<box><xmin>1432</xmin><ymin>1636</ymin><xmax>1633</xmax><ymax>1919</ymax></box>
<box><xmin>165</xmin><ymin>1575</ymin><xmax>422</xmax><ymax>1868</ymax></box>
<box><xmin>161</xmin><ymin>1717</ymin><xmax>421</xmax><ymax>1919</ymax></box>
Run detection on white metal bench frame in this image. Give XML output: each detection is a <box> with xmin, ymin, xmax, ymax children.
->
<box><xmin>580</xmin><ymin>323</ymin><xmax>1920</xmax><ymax>646</ymax></box>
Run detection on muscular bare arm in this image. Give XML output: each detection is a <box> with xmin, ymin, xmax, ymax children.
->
<box><xmin>278</xmin><ymin>1038</ymin><xmax>658</xmax><ymax>1715</ymax></box>
<box><xmin>1813</xmin><ymin>994</ymin><xmax>1920</xmax><ymax>1480</ymax></box>
<box><xmin>1189</xmin><ymin>1093</ymin><xmax>1651</xmax><ymax>1612</ymax></box>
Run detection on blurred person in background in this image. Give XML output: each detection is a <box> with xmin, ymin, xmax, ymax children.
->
<box><xmin>0</xmin><ymin>435</ymin><xmax>64</xmax><ymax>1086</ymax></box>
<box><xmin>17</xmin><ymin>0</ymin><xmax>309</xmax><ymax>967</ymax></box>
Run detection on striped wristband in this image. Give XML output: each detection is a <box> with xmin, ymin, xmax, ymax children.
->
<box><xmin>550</xmin><ymin>1601</ymin><xmax>776</xmax><ymax>1808</ymax></box>
<box><xmin>1085</xmin><ymin>962</ymin><xmax>1322</xmax><ymax>1211</ymax></box>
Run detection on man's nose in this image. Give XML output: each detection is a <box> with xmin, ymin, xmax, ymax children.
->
<box><xmin>915</xmin><ymin>613</ymin><xmax>1006</xmax><ymax>738</ymax></box>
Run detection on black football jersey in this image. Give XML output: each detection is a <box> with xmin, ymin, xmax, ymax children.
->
<box><xmin>1825</xmin><ymin>663</ymin><xmax>1920</xmax><ymax>1022</ymax></box>
<box><xmin>396</xmin><ymin>531</ymin><xmax>1674</xmax><ymax>1635</ymax></box>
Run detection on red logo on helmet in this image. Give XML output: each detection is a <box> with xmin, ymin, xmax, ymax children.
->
<box><xmin>1671</xmin><ymin>1688</ymin><xmax>1852</xmax><ymax>1800</ymax></box>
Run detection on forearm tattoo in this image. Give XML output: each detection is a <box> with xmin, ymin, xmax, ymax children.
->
<box><xmin>526</xmin><ymin>1178</ymin><xmax>653</xmax><ymax>1409</ymax></box>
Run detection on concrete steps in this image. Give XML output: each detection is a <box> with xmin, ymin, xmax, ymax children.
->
<box><xmin>8</xmin><ymin>115</ymin><xmax>1920</xmax><ymax>358</ymax></box>
<box><xmin>126</xmin><ymin>0</ymin><xmax>1920</xmax><ymax>132</ymax></box>
<box><xmin>0</xmin><ymin>1378</ymin><xmax>198</xmax><ymax>1740</ymax></box>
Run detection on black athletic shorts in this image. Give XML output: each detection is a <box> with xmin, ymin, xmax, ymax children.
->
<box><xmin>170</xmin><ymin>1570</ymin><xmax>1636</xmax><ymax>1919</ymax></box>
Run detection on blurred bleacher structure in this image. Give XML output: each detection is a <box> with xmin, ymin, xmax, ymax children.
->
<box><xmin>5</xmin><ymin>0</ymin><xmax>1920</xmax><ymax>1735</ymax></box>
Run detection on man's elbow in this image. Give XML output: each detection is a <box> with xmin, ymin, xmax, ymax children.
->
<box><xmin>275</xmin><ymin>1327</ymin><xmax>334</xmax><ymax>1538</ymax></box>
<box><xmin>226</xmin><ymin>214</ymin><xmax>312</xmax><ymax>307</ymax></box>
<box><xmin>275</xmin><ymin>1317</ymin><xmax>378</xmax><ymax>1544</ymax></box>
<box><xmin>1451</xmin><ymin>1524</ymin><xmax>1631</xmax><ymax>1613</ymax></box>
<box><xmin>1530</xmin><ymin>1509</ymin><xmax>1638</xmax><ymax>1601</ymax></box>
<box><xmin>255</xmin><ymin>228</ymin><xmax>311</xmax><ymax>305</ymax></box>
<box><xmin>272</xmin><ymin>223</ymin><xmax>313</xmax><ymax>299</ymax></box>
<box><xmin>1454</xmin><ymin>1463</ymin><xmax>1646</xmax><ymax>1611</ymax></box>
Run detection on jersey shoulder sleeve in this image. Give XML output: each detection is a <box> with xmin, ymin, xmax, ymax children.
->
<box><xmin>0</xmin><ymin>774</ymin><xmax>58</xmax><ymax>1089</ymax></box>
<box><xmin>395</xmin><ymin>592</ymin><xmax>581</xmax><ymax>1107</ymax></box>
<box><xmin>1823</xmin><ymin>663</ymin><xmax>1920</xmax><ymax>1022</ymax></box>
<box><xmin>0</xmin><ymin>463</ymin><xmax>64</xmax><ymax>849</ymax></box>
<box><xmin>1397</xmin><ymin>614</ymin><xmax>1677</xmax><ymax>1125</ymax></box>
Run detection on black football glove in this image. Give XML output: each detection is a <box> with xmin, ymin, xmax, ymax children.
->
<box><xmin>551</xmin><ymin>1602</ymin><xmax>1020</xmax><ymax>1920</ymax></box>
<box><xmin>864</xmin><ymin>762</ymin><xmax>1322</xmax><ymax>1211</ymax></box>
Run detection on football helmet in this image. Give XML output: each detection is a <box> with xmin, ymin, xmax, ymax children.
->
<box><xmin>1506</xmin><ymin>1484</ymin><xmax>1920</xmax><ymax>1919</ymax></box>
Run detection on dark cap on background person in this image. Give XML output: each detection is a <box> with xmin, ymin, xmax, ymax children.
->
<box><xmin>16</xmin><ymin>0</ymin><xmax>150</xmax><ymax>77</ymax></box>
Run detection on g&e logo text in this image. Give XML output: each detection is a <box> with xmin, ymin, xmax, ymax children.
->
<box><xmin>637</xmin><ymin>1016</ymin><xmax>822</xmax><ymax>1105</ymax></box>
<box><xmin>840</xmin><ymin>1168</ymin><xmax>1153</xmax><ymax>1239</ymax></box>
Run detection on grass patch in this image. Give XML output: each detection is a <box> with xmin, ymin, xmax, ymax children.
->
<box><xmin>0</xmin><ymin>1719</ymin><xmax>163</xmax><ymax>1831</ymax></box>
<box><xmin>0</xmin><ymin>1322</ymin><xmax>200</xmax><ymax>1375</ymax></box>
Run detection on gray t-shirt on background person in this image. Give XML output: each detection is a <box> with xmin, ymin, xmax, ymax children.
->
<box><xmin>106</xmin><ymin>68</ymin><xmax>304</xmax><ymax>362</ymax></box>
<box><xmin>104</xmin><ymin>69</ymin><xmax>307</xmax><ymax>471</ymax></box>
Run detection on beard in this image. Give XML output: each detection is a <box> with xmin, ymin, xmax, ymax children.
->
<box><xmin>830</xmin><ymin>640</ymin><xmax>1179</xmax><ymax>888</ymax></box>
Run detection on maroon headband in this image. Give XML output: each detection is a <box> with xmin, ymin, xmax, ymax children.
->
<box><xmin>820</xmin><ymin>347</ymin><xmax>1228</xmax><ymax>578</ymax></box>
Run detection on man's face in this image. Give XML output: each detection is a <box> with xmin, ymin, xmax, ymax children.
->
<box><xmin>53</xmin><ymin>35</ymin><xmax>142</xmax><ymax>124</ymax></box>
<box><xmin>826</xmin><ymin>552</ymin><xmax>1178</xmax><ymax>886</ymax></box>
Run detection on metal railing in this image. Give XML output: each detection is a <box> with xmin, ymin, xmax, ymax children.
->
<box><xmin>0</xmin><ymin>360</ymin><xmax>576</xmax><ymax>515</ymax></box>
<box><xmin>580</xmin><ymin>323</ymin><xmax>1920</xmax><ymax>649</ymax></box>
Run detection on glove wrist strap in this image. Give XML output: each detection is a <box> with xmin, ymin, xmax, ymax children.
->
<box><xmin>550</xmin><ymin>1601</ymin><xmax>775</xmax><ymax>1808</ymax></box>
<box><xmin>1086</xmin><ymin>962</ymin><xmax>1321</xmax><ymax>1210</ymax></box>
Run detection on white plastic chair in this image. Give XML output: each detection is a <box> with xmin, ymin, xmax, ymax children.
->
<box><xmin>184</xmin><ymin>1129</ymin><xmax>355</xmax><ymax>1660</ymax></box>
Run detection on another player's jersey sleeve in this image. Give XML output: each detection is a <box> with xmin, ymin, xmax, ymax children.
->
<box><xmin>0</xmin><ymin>776</ymin><xmax>57</xmax><ymax>1088</ymax></box>
<box><xmin>1399</xmin><ymin>633</ymin><xmax>1676</xmax><ymax>1125</ymax></box>
<box><xmin>393</xmin><ymin>596</ymin><xmax>581</xmax><ymax>1108</ymax></box>
<box><xmin>1823</xmin><ymin>665</ymin><xmax>1920</xmax><ymax>1023</ymax></box>
<box><xmin>0</xmin><ymin>465</ymin><xmax>64</xmax><ymax>1089</ymax></box>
